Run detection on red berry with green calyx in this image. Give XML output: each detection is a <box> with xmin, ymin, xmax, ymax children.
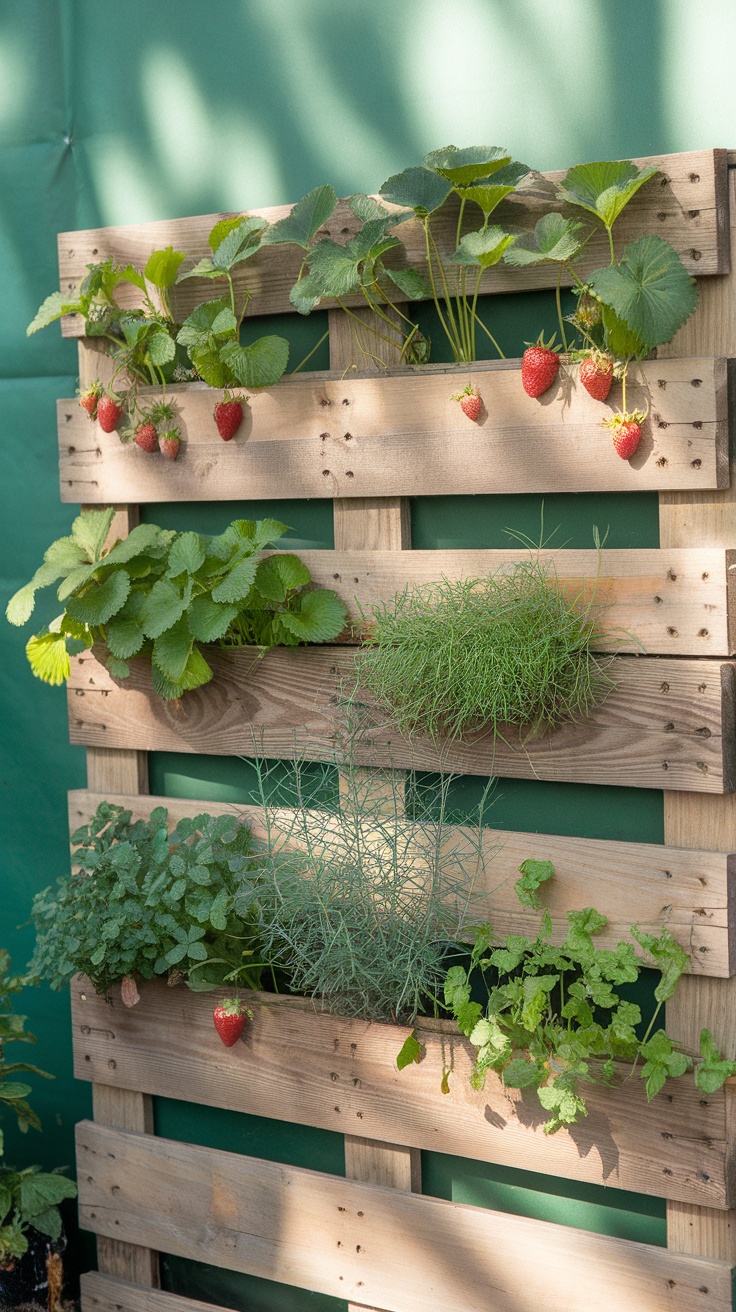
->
<box><xmin>160</xmin><ymin>430</ymin><xmax>181</xmax><ymax>461</ymax></box>
<box><xmin>602</xmin><ymin>408</ymin><xmax>647</xmax><ymax>460</ymax></box>
<box><xmin>214</xmin><ymin>391</ymin><xmax>247</xmax><ymax>441</ymax></box>
<box><xmin>579</xmin><ymin>353</ymin><xmax>614</xmax><ymax>402</ymax></box>
<box><xmin>213</xmin><ymin>998</ymin><xmax>252</xmax><ymax>1047</ymax></box>
<box><xmin>521</xmin><ymin>333</ymin><xmax>560</xmax><ymax>398</ymax></box>
<box><xmin>78</xmin><ymin>381</ymin><xmax>102</xmax><ymax>420</ymax></box>
<box><xmin>97</xmin><ymin>393</ymin><xmax>123</xmax><ymax>433</ymax></box>
<box><xmin>134</xmin><ymin>422</ymin><xmax>158</xmax><ymax>453</ymax></box>
<box><xmin>452</xmin><ymin>384</ymin><xmax>481</xmax><ymax>422</ymax></box>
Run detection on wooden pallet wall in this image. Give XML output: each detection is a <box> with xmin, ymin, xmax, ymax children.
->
<box><xmin>52</xmin><ymin>147</ymin><xmax>736</xmax><ymax>1309</ymax></box>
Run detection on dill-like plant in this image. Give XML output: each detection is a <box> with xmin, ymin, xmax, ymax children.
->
<box><xmin>355</xmin><ymin>557</ymin><xmax>614</xmax><ymax>743</ymax></box>
<box><xmin>243</xmin><ymin>757</ymin><xmax>493</xmax><ymax>1023</ymax></box>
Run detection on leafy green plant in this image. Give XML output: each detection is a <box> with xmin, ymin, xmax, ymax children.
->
<box><xmin>5</xmin><ymin>508</ymin><xmax>348</xmax><ymax>699</ymax></box>
<box><xmin>399</xmin><ymin>861</ymin><xmax>736</xmax><ymax>1133</ymax></box>
<box><xmin>0</xmin><ymin>953</ymin><xmax>76</xmax><ymax>1263</ymax></box>
<box><xmin>244</xmin><ymin>759</ymin><xmax>491</xmax><ymax>1023</ymax></box>
<box><xmin>355</xmin><ymin>557</ymin><xmax>613</xmax><ymax>743</ymax></box>
<box><xmin>27</xmin><ymin>802</ymin><xmax>264</xmax><ymax>995</ymax></box>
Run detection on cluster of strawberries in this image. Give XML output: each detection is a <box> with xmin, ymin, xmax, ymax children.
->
<box><xmin>78</xmin><ymin>384</ymin><xmax>248</xmax><ymax>456</ymax></box>
<box><xmin>519</xmin><ymin>336</ymin><xmax>645</xmax><ymax>460</ymax></box>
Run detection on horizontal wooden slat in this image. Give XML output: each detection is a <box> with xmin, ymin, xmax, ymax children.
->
<box><xmin>58</xmin><ymin>356</ymin><xmax>729</xmax><ymax>502</ymax></box>
<box><xmin>69</xmin><ymin>789</ymin><xmax>736</xmax><ymax>975</ymax></box>
<box><xmin>76</xmin><ymin>1120</ymin><xmax>733</xmax><ymax>1312</ymax></box>
<box><xmin>58</xmin><ymin>149</ymin><xmax>728</xmax><ymax>335</ymax></box>
<box><xmin>81</xmin><ymin>1275</ymin><xmax>229</xmax><ymax>1312</ymax></box>
<box><xmin>71</xmin><ymin>979</ymin><xmax>734</xmax><ymax>1206</ymax></box>
<box><xmin>67</xmin><ymin>649</ymin><xmax>736</xmax><ymax>793</ymax></box>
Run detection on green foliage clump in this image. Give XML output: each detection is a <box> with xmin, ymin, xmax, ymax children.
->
<box><xmin>27</xmin><ymin>803</ymin><xmax>264</xmax><ymax>994</ymax></box>
<box><xmin>0</xmin><ymin>952</ymin><xmax>76</xmax><ymax>1262</ymax></box>
<box><xmin>6</xmin><ymin>508</ymin><xmax>347</xmax><ymax>699</ymax></box>
<box><xmin>246</xmin><ymin>761</ymin><xmax>490</xmax><ymax>1023</ymax></box>
<box><xmin>356</xmin><ymin>559</ymin><xmax>613</xmax><ymax>743</ymax></box>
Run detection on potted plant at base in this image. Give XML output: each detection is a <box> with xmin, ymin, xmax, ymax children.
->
<box><xmin>0</xmin><ymin>951</ymin><xmax>76</xmax><ymax>1311</ymax></box>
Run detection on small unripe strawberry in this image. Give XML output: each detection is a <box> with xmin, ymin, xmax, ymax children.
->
<box><xmin>160</xmin><ymin>430</ymin><xmax>181</xmax><ymax>461</ymax></box>
<box><xmin>97</xmin><ymin>393</ymin><xmax>123</xmax><ymax>433</ymax></box>
<box><xmin>214</xmin><ymin>391</ymin><xmax>247</xmax><ymax>441</ymax></box>
<box><xmin>521</xmin><ymin>333</ymin><xmax>560</xmax><ymax>398</ymax></box>
<box><xmin>602</xmin><ymin>408</ymin><xmax>647</xmax><ymax>460</ymax></box>
<box><xmin>213</xmin><ymin>998</ymin><xmax>253</xmax><ymax>1047</ymax></box>
<box><xmin>579</xmin><ymin>353</ymin><xmax>614</xmax><ymax>402</ymax></box>
<box><xmin>78</xmin><ymin>381</ymin><xmax>102</xmax><ymax>420</ymax></box>
<box><xmin>134</xmin><ymin>422</ymin><xmax>158</xmax><ymax>453</ymax></box>
<box><xmin>452</xmin><ymin>385</ymin><xmax>481</xmax><ymax>421</ymax></box>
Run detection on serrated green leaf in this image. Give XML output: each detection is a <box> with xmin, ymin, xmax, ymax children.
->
<box><xmin>152</xmin><ymin>616</ymin><xmax>193</xmax><ymax>682</ymax></box>
<box><xmin>558</xmin><ymin>159</ymin><xmax>659</xmax><ymax>231</ymax></box>
<box><xmin>101</xmin><ymin>523</ymin><xmax>168</xmax><ymax>568</ymax></box>
<box><xmin>349</xmin><ymin>193</ymin><xmax>405</xmax><ymax>224</ymax></box>
<box><xmin>277</xmin><ymin>588</ymin><xmax>348</xmax><ymax>643</ymax></box>
<box><xmin>212</xmin><ymin>216</ymin><xmax>268</xmax><ymax>271</ymax></box>
<box><xmin>106</xmin><ymin>655</ymin><xmax>130</xmax><ymax>678</ymax></box>
<box><xmin>65</xmin><ymin>570</ymin><xmax>130</xmax><ymax>626</ymax></box>
<box><xmin>219</xmin><ymin>335</ymin><xmax>289</xmax><ymax>388</ymax></box>
<box><xmin>139</xmin><ymin>579</ymin><xmax>187</xmax><ymax>639</ymax></box>
<box><xmin>6</xmin><ymin>583</ymin><xmax>38</xmax><ymax>626</ymax></box>
<box><xmin>589</xmin><ymin>236</ymin><xmax>697</xmax><ymax>351</ymax></box>
<box><xmin>502</xmin><ymin>1057</ymin><xmax>542</xmax><ymax>1088</ymax></box>
<box><xmin>515</xmin><ymin>858</ymin><xmax>555</xmax><ymax>909</ymax></box>
<box><xmin>396</xmin><ymin>1031</ymin><xmax>424</xmax><ymax>1070</ymax></box>
<box><xmin>151</xmin><ymin>643</ymin><xmax>213</xmax><ymax>699</ymax></box>
<box><xmin>187</xmin><ymin>596</ymin><xmax>240</xmax><ymax>642</ymax></box>
<box><xmin>379</xmin><ymin>166</ymin><xmax>452</xmax><ymax>217</ymax></box>
<box><xmin>451</xmin><ymin>226</ymin><xmax>516</xmax><ymax>269</ymax></box>
<box><xmin>27</xmin><ymin>291</ymin><xmax>82</xmax><ymax>335</ymax></box>
<box><xmin>26</xmin><ymin>630</ymin><xmax>70</xmax><ymax>685</ymax></box>
<box><xmin>261</xmin><ymin>185</ymin><xmax>338</xmax><ymax>249</ymax></box>
<box><xmin>147</xmin><ymin>329</ymin><xmax>176</xmax><ymax>366</ymax></box>
<box><xmin>456</xmin><ymin>161</ymin><xmax>530</xmax><ymax>216</ymax></box>
<box><xmin>385</xmin><ymin>267</ymin><xmax>432</xmax><ymax>300</ymax></box>
<box><xmin>289</xmin><ymin>273</ymin><xmax>324</xmax><ymax>314</ymax></box>
<box><xmin>504</xmin><ymin>213</ymin><xmax>585</xmax><ymax>267</ymax></box>
<box><xmin>210</xmin><ymin>306</ymin><xmax>237</xmax><ymax>336</ymax></box>
<box><xmin>254</xmin><ymin>553</ymin><xmax>312</xmax><ymax>602</ymax></box>
<box><xmin>0</xmin><ymin>1082</ymin><xmax>33</xmax><ymax>1100</ymax></box>
<box><xmin>167</xmin><ymin>532</ymin><xmax>206</xmax><ymax>578</ymax></box>
<box><xmin>176</xmin><ymin>298</ymin><xmax>232</xmax><ymax>349</ymax></box>
<box><xmin>189</xmin><ymin>346</ymin><xmax>232</xmax><ymax>388</ymax></box>
<box><xmin>209</xmin><ymin>887</ymin><xmax>230</xmax><ymax>931</ymax></box>
<box><xmin>71</xmin><ymin>507</ymin><xmax>115</xmax><ymax>562</ymax></box>
<box><xmin>211</xmin><ymin>555</ymin><xmax>259</xmax><ymax>604</ymax></box>
<box><xmin>177</xmin><ymin>256</ymin><xmax>219</xmax><ymax>281</ymax></box>
<box><xmin>208</xmin><ymin>216</ymin><xmax>245</xmax><ymax>252</ymax></box>
<box><xmin>20</xmin><ymin>1172</ymin><xmax>77</xmax><ymax>1215</ymax></box>
<box><xmin>600</xmin><ymin>304</ymin><xmax>648</xmax><ymax>359</ymax></box>
<box><xmin>144</xmin><ymin>246</ymin><xmax>186</xmax><ymax>289</ymax></box>
<box><xmin>423</xmin><ymin>145</ymin><xmax>512</xmax><ymax>187</ymax></box>
<box><xmin>306</xmin><ymin>239</ymin><xmax>362</xmax><ymax>298</ymax></box>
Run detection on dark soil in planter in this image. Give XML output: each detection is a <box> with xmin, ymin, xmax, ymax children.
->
<box><xmin>0</xmin><ymin>1227</ymin><xmax>68</xmax><ymax>1312</ymax></box>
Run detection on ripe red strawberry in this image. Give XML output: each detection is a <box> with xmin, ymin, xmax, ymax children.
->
<box><xmin>78</xmin><ymin>380</ymin><xmax>102</xmax><ymax>420</ymax></box>
<box><xmin>97</xmin><ymin>392</ymin><xmax>123</xmax><ymax>433</ymax></box>
<box><xmin>579</xmin><ymin>353</ymin><xmax>614</xmax><ymax>402</ymax></box>
<box><xmin>160</xmin><ymin>430</ymin><xmax>181</xmax><ymax>461</ymax></box>
<box><xmin>134</xmin><ymin>422</ymin><xmax>158</xmax><ymax>453</ymax></box>
<box><xmin>214</xmin><ymin>391</ymin><xmax>247</xmax><ymax>441</ymax></box>
<box><xmin>521</xmin><ymin>333</ymin><xmax>560</xmax><ymax>398</ymax></box>
<box><xmin>602</xmin><ymin>408</ymin><xmax>647</xmax><ymax>460</ymax></box>
<box><xmin>452</xmin><ymin>385</ymin><xmax>481</xmax><ymax>421</ymax></box>
<box><xmin>212</xmin><ymin>998</ymin><xmax>253</xmax><ymax>1047</ymax></box>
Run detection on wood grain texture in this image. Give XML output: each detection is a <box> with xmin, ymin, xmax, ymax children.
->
<box><xmin>57</xmin><ymin>149</ymin><xmax>728</xmax><ymax>335</ymax></box>
<box><xmin>67</xmin><ymin>647</ymin><xmax>736</xmax><ymax>793</ymax></box>
<box><xmin>82</xmin><ymin>1274</ymin><xmax>232</xmax><ymax>1312</ymax></box>
<box><xmin>58</xmin><ymin>356</ymin><xmax>729</xmax><ymax>503</ymax></box>
<box><xmin>75</xmin><ymin>1120</ymin><xmax>733</xmax><ymax>1312</ymax></box>
<box><xmin>68</xmin><ymin>789</ymin><xmax>736</xmax><ymax>976</ymax></box>
<box><xmin>70</xmin><ymin>980</ymin><xmax>732</xmax><ymax>1207</ymax></box>
<box><xmin>91</xmin><ymin>1086</ymin><xmax>159</xmax><ymax>1288</ymax></box>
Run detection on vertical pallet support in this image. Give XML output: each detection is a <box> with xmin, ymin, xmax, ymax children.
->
<box><xmin>78</xmin><ymin>341</ymin><xmax>160</xmax><ymax>1290</ymax></box>
<box><xmin>660</xmin><ymin>161</ymin><xmax>736</xmax><ymax>1259</ymax></box>
<box><xmin>328</xmin><ymin>307</ymin><xmax>421</xmax><ymax>1312</ymax></box>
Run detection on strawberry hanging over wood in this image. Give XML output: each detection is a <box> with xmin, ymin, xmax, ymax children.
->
<box><xmin>579</xmin><ymin>352</ymin><xmax>614</xmax><ymax>402</ymax></box>
<box><xmin>96</xmin><ymin>392</ymin><xmax>124</xmax><ymax>433</ymax></box>
<box><xmin>212</xmin><ymin>997</ymin><xmax>253</xmax><ymax>1047</ymax></box>
<box><xmin>602</xmin><ymin>408</ymin><xmax>647</xmax><ymax>460</ymax></box>
<box><xmin>160</xmin><ymin>430</ymin><xmax>181</xmax><ymax>461</ymax></box>
<box><xmin>214</xmin><ymin>391</ymin><xmax>248</xmax><ymax>441</ymax></box>
<box><xmin>78</xmin><ymin>380</ymin><xmax>102</xmax><ymax>420</ymax></box>
<box><xmin>451</xmin><ymin>384</ymin><xmax>482</xmax><ymax>422</ymax></box>
<box><xmin>521</xmin><ymin>333</ymin><xmax>560</xmax><ymax>398</ymax></box>
<box><xmin>134</xmin><ymin>421</ymin><xmax>159</xmax><ymax>453</ymax></box>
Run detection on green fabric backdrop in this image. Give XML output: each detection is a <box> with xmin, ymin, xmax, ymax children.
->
<box><xmin>2</xmin><ymin>1</ymin><xmax>736</xmax><ymax>1305</ymax></box>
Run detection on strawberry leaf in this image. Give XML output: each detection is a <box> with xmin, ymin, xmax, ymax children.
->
<box><xmin>187</xmin><ymin>596</ymin><xmax>240</xmax><ymax>643</ymax></box>
<box><xmin>261</xmin><ymin>186</ymin><xmax>338</xmax><ymax>250</ymax></box>
<box><xmin>504</xmin><ymin>213</ymin><xmax>585</xmax><ymax>267</ymax></box>
<box><xmin>276</xmin><ymin>588</ymin><xmax>348</xmax><ymax>643</ymax></box>
<box><xmin>384</xmin><ymin>267</ymin><xmax>432</xmax><ymax>300</ymax></box>
<box><xmin>254</xmin><ymin>554</ymin><xmax>312</xmax><ymax>603</ymax></box>
<box><xmin>139</xmin><ymin>579</ymin><xmax>188</xmax><ymax>638</ymax></box>
<box><xmin>219</xmin><ymin>336</ymin><xmax>289</xmax><ymax>389</ymax></box>
<box><xmin>589</xmin><ymin>236</ymin><xmax>698</xmax><ymax>351</ymax></box>
<box><xmin>380</xmin><ymin>166</ymin><xmax>452</xmax><ymax>217</ymax></box>
<box><xmin>27</xmin><ymin>291</ymin><xmax>83</xmax><ymax>335</ymax></box>
<box><xmin>452</xmin><ymin>226</ymin><xmax>516</xmax><ymax>269</ymax></box>
<box><xmin>423</xmin><ymin>145</ymin><xmax>512</xmax><ymax>187</ymax></box>
<box><xmin>557</xmin><ymin>159</ymin><xmax>659</xmax><ymax>231</ymax></box>
<box><xmin>152</xmin><ymin>616</ymin><xmax>194</xmax><ymax>683</ymax></box>
<box><xmin>144</xmin><ymin>246</ymin><xmax>186</xmax><ymax>290</ymax></box>
<box><xmin>65</xmin><ymin>570</ymin><xmax>131</xmax><ymax>627</ymax></box>
<box><xmin>515</xmin><ymin>858</ymin><xmax>555</xmax><ymax>909</ymax></box>
<box><xmin>25</xmin><ymin>630</ymin><xmax>71</xmax><ymax>686</ymax></box>
<box><xmin>71</xmin><ymin>508</ymin><xmax>115</xmax><ymax>563</ymax></box>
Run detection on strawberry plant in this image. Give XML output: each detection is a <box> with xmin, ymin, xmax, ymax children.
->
<box><xmin>26</xmin><ymin>803</ymin><xmax>265</xmax><ymax>995</ymax></box>
<box><xmin>399</xmin><ymin>861</ymin><xmax>736</xmax><ymax>1133</ymax></box>
<box><xmin>5</xmin><ymin>509</ymin><xmax>347</xmax><ymax>699</ymax></box>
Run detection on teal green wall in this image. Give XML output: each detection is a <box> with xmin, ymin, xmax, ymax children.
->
<box><xmin>3</xmin><ymin>1</ymin><xmax>736</xmax><ymax>1306</ymax></box>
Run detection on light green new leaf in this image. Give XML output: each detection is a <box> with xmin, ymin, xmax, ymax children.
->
<box><xmin>212</xmin><ymin>216</ymin><xmax>268</xmax><ymax>271</ymax></box>
<box><xmin>219</xmin><ymin>335</ymin><xmax>289</xmax><ymax>388</ymax></box>
<box><xmin>27</xmin><ymin>291</ymin><xmax>83</xmax><ymax>335</ymax></box>
<box><xmin>139</xmin><ymin>578</ymin><xmax>188</xmax><ymax>638</ymax></box>
<box><xmin>71</xmin><ymin>507</ymin><xmax>115</xmax><ymax>563</ymax></box>
<box><xmin>277</xmin><ymin>588</ymin><xmax>348</xmax><ymax>643</ymax></box>
<box><xmin>557</xmin><ymin>159</ymin><xmax>659</xmax><ymax>231</ymax></box>
<box><xmin>167</xmin><ymin>532</ymin><xmax>206</xmax><ymax>578</ymax></box>
<box><xmin>208</xmin><ymin>216</ymin><xmax>246</xmax><ymax>253</ymax></box>
<box><xmin>589</xmin><ymin>236</ymin><xmax>698</xmax><ymax>350</ymax></box>
<box><xmin>451</xmin><ymin>226</ymin><xmax>516</xmax><ymax>268</ymax></box>
<box><xmin>379</xmin><ymin>166</ymin><xmax>452</xmax><ymax>217</ymax></box>
<box><xmin>261</xmin><ymin>185</ymin><xmax>338</xmax><ymax>249</ymax></box>
<box><xmin>187</xmin><ymin>596</ymin><xmax>240</xmax><ymax>642</ymax></box>
<box><xmin>5</xmin><ymin>583</ymin><xmax>37</xmax><ymax>626</ymax></box>
<box><xmin>100</xmin><ymin>523</ymin><xmax>167</xmax><ymax>567</ymax></box>
<box><xmin>396</xmin><ymin>1031</ymin><xmax>424</xmax><ymax>1070</ymax></box>
<box><xmin>176</xmin><ymin>256</ymin><xmax>220</xmax><ymax>282</ymax></box>
<box><xmin>65</xmin><ymin>570</ymin><xmax>131</xmax><ymax>627</ymax></box>
<box><xmin>144</xmin><ymin>246</ymin><xmax>186</xmax><ymax>289</ymax></box>
<box><xmin>153</xmin><ymin>616</ymin><xmax>193</xmax><ymax>682</ymax></box>
<box><xmin>423</xmin><ymin>145</ymin><xmax>512</xmax><ymax>187</ymax></box>
<box><xmin>385</xmin><ymin>267</ymin><xmax>433</xmax><ymax>299</ymax></box>
<box><xmin>504</xmin><ymin>213</ymin><xmax>585</xmax><ymax>267</ymax></box>
<box><xmin>26</xmin><ymin>630</ymin><xmax>70</xmax><ymax>686</ymax></box>
<box><xmin>515</xmin><ymin>857</ymin><xmax>555</xmax><ymax>909</ymax></box>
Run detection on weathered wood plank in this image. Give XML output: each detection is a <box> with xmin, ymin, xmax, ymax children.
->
<box><xmin>57</xmin><ymin>149</ymin><xmax>728</xmax><ymax>335</ymax></box>
<box><xmin>71</xmin><ymin>980</ymin><xmax>733</xmax><ymax>1207</ymax></box>
<box><xmin>68</xmin><ymin>790</ymin><xmax>736</xmax><ymax>976</ymax></box>
<box><xmin>58</xmin><ymin>356</ymin><xmax>729</xmax><ymax>503</ymax></box>
<box><xmin>75</xmin><ymin>1121</ymin><xmax>733</xmax><ymax>1312</ymax></box>
<box><xmin>67</xmin><ymin>649</ymin><xmax>736</xmax><ymax>793</ymax></box>
<box><xmin>82</xmin><ymin>1274</ymin><xmax>230</xmax><ymax>1312</ymax></box>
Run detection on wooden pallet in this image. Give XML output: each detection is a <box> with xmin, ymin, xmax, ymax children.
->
<box><xmin>50</xmin><ymin>150</ymin><xmax>736</xmax><ymax>1310</ymax></box>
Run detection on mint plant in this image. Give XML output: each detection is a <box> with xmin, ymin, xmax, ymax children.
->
<box><xmin>5</xmin><ymin>509</ymin><xmax>347</xmax><ymax>699</ymax></box>
<box><xmin>27</xmin><ymin>803</ymin><xmax>265</xmax><ymax>995</ymax></box>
